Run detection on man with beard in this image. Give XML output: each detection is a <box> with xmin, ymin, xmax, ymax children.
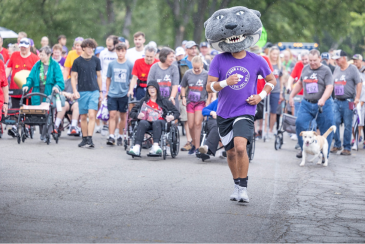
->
<box><xmin>126</xmin><ymin>32</ymin><xmax>146</xmax><ymax>65</ymax></box>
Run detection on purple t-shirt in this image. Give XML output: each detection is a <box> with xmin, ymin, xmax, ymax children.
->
<box><xmin>209</xmin><ymin>52</ymin><xmax>272</xmax><ymax>119</ymax></box>
<box><xmin>58</xmin><ymin>57</ymin><xmax>66</xmax><ymax>67</ymax></box>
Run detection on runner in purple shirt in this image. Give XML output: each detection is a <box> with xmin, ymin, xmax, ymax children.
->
<box><xmin>205</xmin><ymin>6</ymin><xmax>276</xmax><ymax>203</ymax></box>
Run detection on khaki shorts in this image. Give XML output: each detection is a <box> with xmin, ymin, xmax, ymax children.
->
<box><xmin>179</xmin><ymin>99</ymin><xmax>187</xmax><ymax>122</ymax></box>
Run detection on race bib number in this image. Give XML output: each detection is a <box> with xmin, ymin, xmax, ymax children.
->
<box><xmin>306</xmin><ymin>83</ymin><xmax>318</xmax><ymax>94</ymax></box>
<box><xmin>334</xmin><ymin>85</ymin><xmax>344</xmax><ymax>96</ymax></box>
<box><xmin>188</xmin><ymin>91</ymin><xmax>201</xmax><ymax>103</ymax></box>
<box><xmin>159</xmin><ymin>87</ymin><xmax>170</xmax><ymax>98</ymax></box>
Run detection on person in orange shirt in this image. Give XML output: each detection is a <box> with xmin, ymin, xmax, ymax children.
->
<box><xmin>62</xmin><ymin>37</ymin><xmax>84</xmax><ymax>80</ymax></box>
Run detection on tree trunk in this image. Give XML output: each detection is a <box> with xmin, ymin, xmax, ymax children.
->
<box><xmin>122</xmin><ymin>0</ymin><xmax>137</xmax><ymax>39</ymax></box>
<box><xmin>193</xmin><ymin>0</ymin><xmax>209</xmax><ymax>44</ymax></box>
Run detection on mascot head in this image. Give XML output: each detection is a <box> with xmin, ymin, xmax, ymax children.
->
<box><xmin>204</xmin><ymin>6</ymin><xmax>262</xmax><ymax>53</ymax></box>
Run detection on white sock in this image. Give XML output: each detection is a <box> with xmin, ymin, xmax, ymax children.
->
<box><xmin>134</xmin><ymin>144</ymin><xmax>141</xmax><ymax>151</ymax></box>
<box><xmin>55</xmin><ymin>118</ymin><xmax>62</xmax><ymax>127</ymax></box>
<box><xmin>118</xmin><ymin>134</ymin><xmax>123</xmax><ymax>139</ymax></box>
<box><xmin>109</xmin><ymin>134</ymin><xmax>115</xmax><ymax>138</ymax></box>
<box><xmin>153</xmin><ymin>142</ymin><xmax>159</xmax><ymax>148</ymax></box>
<box><xmin>71</xmin><ymin>119</ymin><xmax>78</xmax><ymax>127</ymax></box>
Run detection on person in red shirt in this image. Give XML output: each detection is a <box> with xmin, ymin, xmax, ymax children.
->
<box><xmin>287</xmin><ymin>51</ymin><xmax>309</xmax><ymax>116</ymax></box>
<box><xmin>129</xmin><ymin>44</ymin><xmax>159</xmax><ymax>101</ymax></box>
<box><xmin>0</xmin><ymin>37</ymin><xmax>9</xmax><ymax>63</ymax></box>
<box><xmin>0</xmin><ymin>59</ymin><xmax>9</xmax><ymax>121</ymax></box>
<box><xmin>6</xmin><ymin>38</ymin><xmax>39</xmax><ymax>107</ymax></box>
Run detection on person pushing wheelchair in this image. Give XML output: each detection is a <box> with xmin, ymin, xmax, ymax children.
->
<box><xmin>128</xmin><ymin>80</ymin><xmax>179</xmax><ymax>156</ymax></box>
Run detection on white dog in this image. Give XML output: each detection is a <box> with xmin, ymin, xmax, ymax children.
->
<box><xmin>299</xmin><ymin>125</ymin><xmax>336</xmax><ymax>167</ymax></box>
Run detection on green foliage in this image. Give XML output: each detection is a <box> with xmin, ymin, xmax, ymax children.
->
<box><xmin>0</xmin><ymin>0</ymin><xmax>363</xmax><ymax>55</ymax></box>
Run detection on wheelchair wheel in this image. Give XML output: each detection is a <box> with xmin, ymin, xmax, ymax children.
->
<box><xmin>124</xmin><ymin>138</ymin><xmax>128</xmax><ymax>150</ymax></box>
<box><xmin>21</xmin><ymin>127</ymin><xmax>26</xmax><ymax>143</ymax></box>
<box><xmin>162</xmin><ymin>135</ymin><xmax>167</xmax><ymax>160</ymax></box>
<box><xmin>278</xmin><ymin>132</ymin><xmax>283</xmax><ymax>149</ymax></box>
<box><xmin>250</xmin><ymin>137</ymin><xmax>255</xmax><ymax>161</ymax></box>
<box><xmin>274</xmin><ymin>135</ymin><xmax>281</xmax><ymax>150</ymax></box>
<box><xmin>30</xmin><ymin>126</ymin><xmax>34</xmax><ymax>139</ymax></box>
<box><xmin>170</xmin><ymin>126</ymin><xmax>180</xmax><ymax>158</ymax></box>
<box><xmin>17</xmin><ymin>126</ymin><xmax>21</xmax><ymax>144</ymax></box>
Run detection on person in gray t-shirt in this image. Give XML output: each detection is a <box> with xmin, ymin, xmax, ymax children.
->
<box><xmin>289</xmin><ymin>49</ymin><xmax>335</xmax><ymax>159</ymax></box>
<box><xmin>331</xmin><ymin>50</ymin><xmax>363</xmax><ymax>154</ymax></box>
<box><xmin>180</xmin><ymin>69</ymin><xmax>208</xmax><ymax>104</ymax></box>
<box><xmin>300</xmin><ymin>64</ymin><xmax>333</xmax><ymax>101</ymax></box>
<box><xmin>147</xmin><ymin>47</ymin><xmax>179</xmax><ymax>110</ymax></box>
<box><xmin>333</xmin><ymin>64</ymin><xmax>361</xmax><ymax>100</ymax></box>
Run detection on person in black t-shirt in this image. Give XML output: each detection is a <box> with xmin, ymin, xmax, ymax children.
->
<box><xmin>71</xmin><ymin>39</ymin><xmax>102</xmax><ymax>148</ymax></box>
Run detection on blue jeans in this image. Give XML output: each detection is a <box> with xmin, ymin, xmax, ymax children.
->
<box><xmin>296</xmin><ymin>98</ymin><xmax>335</xmax><ymax>157</ymax></box>
<box><xmin>295</xmin><ymin>101</ymin><xmax>317</xmax><ymax>130</ymax></box>
<box><xmin>333</xmin><ymin>99</ymin><xmax>353</xmax><ymax>150</ymax></box>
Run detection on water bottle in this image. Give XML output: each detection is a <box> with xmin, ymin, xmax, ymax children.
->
<box><xmin>56</xmin><ymin>94</ymin><xmax>62</xmax><ymax>112</ymax></box>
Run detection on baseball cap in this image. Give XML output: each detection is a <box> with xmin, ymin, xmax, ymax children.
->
<box><xmin>200</xmin><ymin>42</ymin><xmax>209</xmax><ymax>48</ymax></box>
<box><xmin>331</xmin><ymin>50</ymin><xmax>347</xmax><ymax>59</ymax></box>
<box><xmin>19</xmin><ymin>38</ymin><xmax>30</xmax><ymax>47</ymax></box>
<box><xmin>175</xmin><ymin>47</ymin><xmax>185</xmax><ymax>56</ymax></box>
<box><xmin>210</xmin><ymin>50</ymin><xmax>219</xmax><ymax>55</ymax></box>
<box><xmin>118</xmin><ymin>36</ymin><xmax>126</xmax><ymax>43</ymax></box>
<box><xmin>182</xmin><ymin>40</ymin><xmax>188</xmax><ymax>46</ymax></box>
<box><xmin>95</xmin><ymin>46</ymin><xmax>104</xmax><ymax>55</ymax></box>
<box><xmin>321</xmin><ymin>52</ymin><xmax>330</xmax><ymax>60</ymax></box>
<box><xmin>74</xmin><ymin>37</ymin><xmax>84</xmax><ymax>44</ymax></box>
<box><xmin>352</xmin><ymin>54</ymin><xmax>363</xmax><ymax>61</ymax></box>
<box><xmin>185</xmin><ymin>41</ymin><xmax>198</xmax><ymax>49</ymax></box>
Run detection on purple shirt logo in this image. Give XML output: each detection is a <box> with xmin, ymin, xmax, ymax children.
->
<box><xmin>226</xmin><ymin>66</ymin><xmax>250</xmax><ymax>90</ymax></box>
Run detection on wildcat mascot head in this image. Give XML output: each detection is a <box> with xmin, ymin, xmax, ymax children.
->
<box><xmin>204</xmin><ymin>6</ymin><xmax>262</xmax><ymax>53</ymax></box>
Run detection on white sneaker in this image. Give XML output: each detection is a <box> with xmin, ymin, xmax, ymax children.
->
<box><xmin>230</xmin><ymin>184</ymin><xmax>240</xmax><ymax>201</ymax></box>
<box><xmin>101</xmin><ymin>125</ymin><xmax>108</xmax><ymax>136</ymax></box>
<box><xmin>267</xmin><ymin>132</ymin><xmax>274</xmax><ymax>140</ymax></box>
<box><xmin>129</xmin><ymin>145</ymin><xmax>140</xmax><ymax>156</ymax></box>
<box><xmin>199</xmin><ymin>145</ymin><xmax>208</xmax><ymax>154</ymax></box>
<box><xmin>149</xmin><ymin>145</ymin><xmax>162</xmax><ymax>155</ymax></box>
<box><xmin>352</xmin><ymin>144</ymin><xmax>358</xmax><ymax>151</ymax></box>
<box><xmin>95</xmin><ymin>126</ymin><xmax>101</xmax><ymax>133</ymax></box>
<box><xmin>290</xmin><ymin>134</ymin><xmax>298</xmax><ymax>141</ymax></box>
<box><xmin>165</xmin><ymin>146</ymin><xmax>171</xmax><ymax>156</ymax></box>
<box><xmin>237</xmin><ymin>186</ymin><xmax>249</xmax><ymax>203</ymax></box>
<box><xmin>218</xmin><ymin>150</ymin><xmax>226</xmax><ymax>159</ymax></box>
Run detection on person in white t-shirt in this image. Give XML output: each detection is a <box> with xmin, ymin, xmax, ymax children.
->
<box><xmin>126</xmin><ymin>31</ymin><xmax>145</xmax><ymax>65</ymax></box>
<box><xmin>97</xmin><ymin>35</ymin><xmax>118</xmax><ymax>134</ymax></box>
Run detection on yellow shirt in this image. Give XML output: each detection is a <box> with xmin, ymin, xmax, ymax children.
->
<box><xmin>64</xmin><ymin>50</ymin><xmax>80</xmax><ymax>68</ymax></box>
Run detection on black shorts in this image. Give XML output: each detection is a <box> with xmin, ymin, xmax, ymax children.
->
<box><xmin>217</xmin><ymin>115</ymin><xmax>254</xmax><ymax>151</ymax></box>
<box><xmin>107</xmin><ymin>95</ymin><xmax>128</xmax><ymax>113</ymax></box>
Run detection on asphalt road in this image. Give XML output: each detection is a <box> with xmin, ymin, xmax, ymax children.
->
<box><xmin>1</xmin><ymin>126</ymin><xmax>365</xmax><ymax>242</ymax></box>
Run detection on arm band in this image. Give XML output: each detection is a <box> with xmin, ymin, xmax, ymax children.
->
<box><xmin>259</xmin><ymin>90</ymin><xmax>267</xmax><ymax>100</ymax></box>
<box><xmin>219</xmin><ymin>80</ymin><xmax>228</xmax><ymax>88</ymax></box>
<box><xmin>265</xmin><ymin>82</ymin><xmax>275</xmax><ymax>91</ymax></box>
<box><xmin>210</xmin><ymin>82</ymin><xmax>218</xmax><ymax>93</ymax></box>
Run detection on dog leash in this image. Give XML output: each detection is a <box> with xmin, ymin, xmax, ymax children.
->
<box><xmin>308</xmin><ymin>105</ymin><xmax>323</xmax><ymax>131</ymax></box>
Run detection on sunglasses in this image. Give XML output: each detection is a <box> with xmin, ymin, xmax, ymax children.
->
<box><xmin>20</xmin><ymin>41</ymin><xmax>29</xmax><ymax>45</ymax></box>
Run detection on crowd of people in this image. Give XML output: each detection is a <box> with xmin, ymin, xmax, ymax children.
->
<box><xmin>0</xmin><ymin>31</ymin><xmax>365</xmax><ymax>160</ymax></box>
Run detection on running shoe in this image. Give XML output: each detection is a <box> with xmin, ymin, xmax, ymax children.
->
<box><xmin>87</xmin><ymin>138</ymin><xmax>95</xmax><ymax>148</ymax></box>
<box><xmin>359</xmin><ymin>136</ymin><xmax>363</xmax><ymax>143</ymax></box>
<box><xmin>52</xmin><ymin>126</ymin><xmax>58</xmax><ymax>134</ymax></box>
<box><xmin>149</xmin><ymin>145</ymin><xmax>162</xmax><ymax>155</ymax></box>
<box><xmin>95</xmin><ymin>126</ymin><xmax>101</xmax><ymax>133</ymax></box>
<box><xmin>188</xmin><ymin>145</ymin><xmax>196</xmax><ymax>155</ymax></box>
<box><xmin>129</xmin><ymin>145</ymin><xmax>140</xmax><ymax>156</ymax></box>
<box><xmin>230</xmin><ymin>184</ymin><xmax>240</xmax><ymax>201</ymax></box>
<box><xmin>237</xmin><ymin>186</ymin><xmax>249</xmax><ymax>203</ymax></box>
<box><xmin>199</xmin><ymin>145</ymin><xmax>209</xmax><ymax>154</ymax></box>
<box><xmin>78</xmin><ymin>137</ymin><xmax>88</xmax><ymax>148</ymax></box>
<box><xmin>8</xmin><ymin>127</ymin><xmax>17</xmax><ymax>138</ymax></box>
<box><xmin>181</xmin><ymin>141</ymin><xmax>192</xmax><ymax>151</ymax></box>
<box><xmin>295</xmin><ymin>143</ymin><xmax>301</xmax><ymax>150</ymax></box>
<box><xmin>166</xmin><ymin>146</ymin><xmax>171</xmax><ymax>156</ymax></box>
<box><xmin>107</xmin><ymin>136</ymin><xmax>115</xmax><ymax>145</ymax></box>
<box><xmin>69</xmin><ymin>126</ymin><xmax>78</xmax><ymax>135</ymax></box>
<box><xmin>291</xmin><ymin>134</ymin><xmax>298</xmax><ymax>141</ymax></box>
<box><xmin>117</xmin><ymin>137</ymin><xmax>123</xmax><ymax>146</ymax></box>
<box><xmin>218</xmin><ymin>150</ymin><xmax>227</xmax><ymax>159</ymax></box>
<box><xmin>101</xmin><ymin>125</ymin><xmax>108</xmax><ymax>136</ymax></box>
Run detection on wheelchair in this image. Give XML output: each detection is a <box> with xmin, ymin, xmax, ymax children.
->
<box><xmin>198</xmin><ymin>116</ymin><xmax>255</xmax><ymax>162</ymax></box>
<box><xmin>126</xmin><ymin>114</ymin><xmax>180</xmax><ymax>160</ymax></box>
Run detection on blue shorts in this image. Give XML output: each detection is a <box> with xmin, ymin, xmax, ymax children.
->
<box><xmin>269</xmin><ymin>93</ymin><xmax>280</xmax><ymax>114</ymax></box>
<box><xmin>107</xmin><ymin>95</ymin><xmax>128</xmax><ymax>113</ymax></box>
<box><xmin>78</xmin><ymin>90</ymin><xmax>100</xmax><ymax>115</ymax></box>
